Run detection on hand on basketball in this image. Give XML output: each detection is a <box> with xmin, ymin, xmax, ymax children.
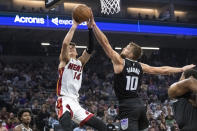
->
<box><xmin>86</xmin><ymin>9</ymin><xmax>95</xmax><ymax>28</ymax></box>
<box><xmin>87</xmin><ymin>19</ymin><xmax>93</xmax><ymax>28</ymax></box>
<box><xmin>72</xmin><ymin>19</ymin><xmax>79</xmax><ymax>26</ymax></box>
<box><xmin>182</xmin><ymin>64</ymin><xmax>196</xmax><ymax>72</ymax></box>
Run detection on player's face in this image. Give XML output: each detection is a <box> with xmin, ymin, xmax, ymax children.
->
<box><xmin>120</xmin><ymin>45</ymin><xmax>133</xmax><ymax>58</ymax></box>
<box><xmin>10</xmin><ymin>113</ymin><xmax>14</xmax><ymax>118</ymax></box>
<box><xmin>69</xmin><ymin>45</ymin><xmax>78</xmax><ymax>57</ymax></box>
<box><xmin>21</xmin><ymin>112</ymin><xmax>31</xmax><ymax>124</ymax></box>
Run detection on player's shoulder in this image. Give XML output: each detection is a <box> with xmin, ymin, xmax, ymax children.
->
<box><xmin>14</xmin><ymin>124</ymin><xmax>22</xmax><ymax>131</ymax></box>
<box><xmin>173</xmin><ymin>98</ymin><xmax>188</xmax><ymax>107</ymax></box>
<box><xmin>76</xmin><ymin>58</ymin><xmax>83</xmax><ymax>64</ymax></box>
<box><xmin>58</xmin><ymin>61</ymin><xmax>67</xmax><ymax>69</ymax></box>
<box><xmin>14</xmin><ymin>124</ymin><xmax>21</xmax><ymax>128</ymax></box>
<box><xmin>59</xmin><ymin>58</ymin><xmax>75</xmax><ymax>68</ymax></box>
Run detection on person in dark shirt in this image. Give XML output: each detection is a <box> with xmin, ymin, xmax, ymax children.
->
<box><xmin>106</xmin><ymin>117</ymin><xmax>116</xmax><ymax>131</ymax></box>
<box><xmin>36</xmin><ymin>105</ymin><xmax>50</xmax><ymax>130</ymax></box>
<box><xmin>88</xmin><ymin>9</ymin><xmax>195</xmax><ymax>131</ymax></box>
<box><xmin>168</xmin><ymin>69</ymin><xmax>197</xmax><ymax>131</ymax></box>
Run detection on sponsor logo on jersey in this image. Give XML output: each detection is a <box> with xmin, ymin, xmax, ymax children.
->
<box><xmin>14</xmin><ymin>15</ymin><xmax>45</xmax><ymax>24</ymax></box>
<box><xmin>120</xmin><ymin>118</ymin><xmax>128</xmax><ymax>130</ymax></box>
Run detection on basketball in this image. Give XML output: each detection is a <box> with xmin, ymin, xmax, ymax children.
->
<box><xmin>72</xmin><ymin>4</ymin><xmax>91</xmax><ymax>23</ymax></box>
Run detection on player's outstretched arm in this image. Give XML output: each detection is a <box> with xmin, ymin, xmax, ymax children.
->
<box><xmin>78</xmin><ymin>28</ymin><xmax>94</xmax><ymax>66</ymax></box>
<box><xmin>140</xmin><ymin>63</ymin><xmax>196</xmax><ymax>75</ymax></box>
<box><xmin>89</xmin><ymin>12</ymin><xmax>123</xmax><ymax>67</ymax></box>
<box><xmin>168</xmin><ymin>77</ymin><xmax>197</xmax><ymax>98</ymax></box>
<box><xmin>59</xmin><ymin>19</ymin><xmax>78</xmax><ymax>63</ymax></box>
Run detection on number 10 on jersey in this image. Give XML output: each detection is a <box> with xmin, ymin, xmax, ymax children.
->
<box><xmin>126</xmin><ymin>76</ymin><xmax>138</xmax><ymax>91</ymax></box>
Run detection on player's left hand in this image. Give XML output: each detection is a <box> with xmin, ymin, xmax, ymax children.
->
<box><xmin>72</xmin><ymin>18</ymin><xmax>79</xmax><ymax>26</ymax></box>
<box><xmin>182</xmin><ymin>64</ymin><xmax>196</xmax><ymax>71</ymax></box>
<box><xmin>86</xmin><ymin>8</ymin><xmax>95</xmax><ymax>28</ymax></box>
<box><xmin>87</xmin><ymin>19</ymin><xmax>92</xmax><ymax>28</ymax></box>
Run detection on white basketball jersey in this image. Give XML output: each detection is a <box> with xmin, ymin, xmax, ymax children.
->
<box><xmin>56</xmin><ymin>58</ymin><xmax>83</xmax><ymax>98</ymax></box>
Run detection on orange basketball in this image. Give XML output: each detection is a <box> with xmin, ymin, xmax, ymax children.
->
<box><xmin>72</xmin><ymin>4</ymin><xmax>91</xmax><ymax>23</ymax></box>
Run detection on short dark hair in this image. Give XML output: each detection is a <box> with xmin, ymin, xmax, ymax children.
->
<box><xmin>69</xmin><ymin>42</ymin><xmax>76</xmax><ymax>47</ymax></box>
<box><xmin>18</xmin><ymin>109</ymin><xmax>31</xmax><ymax>121</ymax></box>
<box><xmin>183</xmin><ymin>69</ymin><xmax>197</xmax><ymax>79</ymax></box>
<box><xmin>129</xmin><ymin>42</ymin><xmax>142</xmax><ymax>60</ymax></box>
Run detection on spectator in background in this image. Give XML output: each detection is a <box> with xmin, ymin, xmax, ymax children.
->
<box><xmin>31</xmin><ymin>100</ymin><xmax>40</xmax><ymax>115</ymax></box>
<box><xmin>97</xmin><ymin>104</ymin><xmax>105</xmax><ymax>119</ymax></box>
<box><xmin>0</xmin><ymin>107</ymin><xmax>9</xmax><ymax>121</ymax></box>
<box><xmin>0</xmin><ymin>119</ymin><xmax>8</xmax><ymax>131</ymax></box>
<box><xmin>36</xmin><ymin>104</ymin><xmax>50</xmax><ymax>130</ymax></box>
<box><xmin>46</xmin><ymin>93</ymin><xmax>56</xmax><ymax>106</ymax></box>
<box><xmin>113</xmin><ymin>118</ymin><xmax>120</xmax><ymax>131</ymax></box>
<box><xmin>8</xmin><ymin>91</ymin><xmax>19</xmax><ymax>107</ymax></box>
<box><xmin>5</xmin><ymin>112</ymin><xmax>18</xmax><ymax>130</ymax></box>
<box><xmin>32</xmin><ymin>124</ymin><xmax>39</xmax><ymax>131</ymax></box>
<box><xmin>170</xmin><ymin>122</ymin><xmax>179</xmax><ymax>131</ymax></box>
<box><xmin>147</xmin><ymin>105</ymin><xmax>153</xmax><ymax>121</ymax></box>
<box><xmin>153</xmin><ymin>105</ymin><xmax>162</xmax><ymax>119</ymax></box>
<box><xmin>107</xmin><ymin>104</ymin><xmax>117</xmax><ymax>118</ymax></box>
<box><xmin>19</xmin><ymin>93</ymin><xmax>28</xmax><ymax>107</ymax></box>
<box><xmin>14</xmin><ymin>109</ymin><xmax>32</xmax><ymax>131</ymax></box>
<box><xmin>106</xmin><ymin>117</ymin><xmax>116</xmax><ymax>131</ymax></box>
<box><xmin>48</xmin><ymin>112</ymin><xmax>59</xmax><ymax>130</ymax></box>
<box><xmin>158</xmin><ymin>118</ymin><xmax>167</xmax><ymax>131</ymax></box>
<box><xmin>165</xmin><ymin>107</ymin><xmax>175</xmax><ymax>129</ymax></box>
<box><xmin>148</xmin><ymin>119</ymin><xmax>159</xmax><ymax>131</ymax></box>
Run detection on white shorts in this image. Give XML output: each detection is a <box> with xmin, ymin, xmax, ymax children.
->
<box><xmin>55</xmin><ymin>96</ymin><xmax>94</xmax><ymax>126</ymax></box>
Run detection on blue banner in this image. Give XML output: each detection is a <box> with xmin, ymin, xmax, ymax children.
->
<box><xmin>0</xmin><ymin>12</ymin><xmax>197</xmax><ymax>36</ymax></box>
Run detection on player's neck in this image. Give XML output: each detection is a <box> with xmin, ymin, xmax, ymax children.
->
<box><xmin>126</xmin><ymin>57</ymin><xmax>134</xmax><ymax>61</ymax></box>
<box><xmin>70</xmin><ymin>56</ymin><xmax>77</xmax><ymax>59</ymax></box>
<box><xmin>70</xmin><ymin>55</ymin><xmax>77</xmax><ymax>59</ymax></box>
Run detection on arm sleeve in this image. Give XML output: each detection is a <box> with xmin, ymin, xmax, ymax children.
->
<box><xmin>86</xmin><ymin>28</ymin><xmax>94</xmax><ymax>54</ymax></box>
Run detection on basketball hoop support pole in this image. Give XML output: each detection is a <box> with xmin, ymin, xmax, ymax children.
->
<box><xmin>45</xmin><ymin>0</ymin><xmax>64</xmax><ymax>9</ymax></box>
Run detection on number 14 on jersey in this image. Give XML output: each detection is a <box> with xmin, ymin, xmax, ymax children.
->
<box><xmin>74</xmin><ymin>72</ymin><xmax>81</xmax><ymax>80</ymax></box>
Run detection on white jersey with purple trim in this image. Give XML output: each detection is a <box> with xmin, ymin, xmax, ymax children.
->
<box><xmin>56</xmin><ymin>58</ymin><xmax>83</xmax><ymax>99</ymax></box>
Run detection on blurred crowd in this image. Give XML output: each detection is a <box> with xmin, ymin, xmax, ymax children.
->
<box><xmin>0</xmin><ymin>48</ymin><xmax>197</xmax><ymax>131</ymax></box>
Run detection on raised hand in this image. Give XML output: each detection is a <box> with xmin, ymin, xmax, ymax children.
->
<box><xmin>72</xmin><ymin>18</ymin><xmax>79</xmax><ymax>27</ymax></box>
<box><xmin>182</xmin><ymin>64</ymin><xmax>196</xmax><ymax>72</ymax></box>
<box><xmin>87</xmin><ymin>8</ymin><xmax>95</xmax><ymax>29</ymax></box>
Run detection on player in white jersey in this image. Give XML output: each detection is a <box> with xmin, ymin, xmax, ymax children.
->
<box><xmin>14</xmin><ymin>109</ymin><xmax>32</xmax><ymax>131</ymax></box>
<box><xmin>55</xmin><ymin>19</ymin><xmax>107</xmax><ymax>131</ymax></box>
